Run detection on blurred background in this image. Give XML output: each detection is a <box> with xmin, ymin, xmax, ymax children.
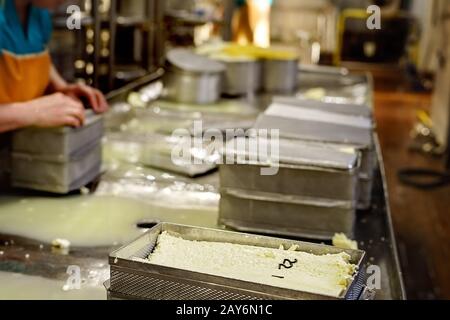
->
<box><xmin>50</xmin><ymin>0</ymin><xmax>442</xmax><ymax>91</ymax></box>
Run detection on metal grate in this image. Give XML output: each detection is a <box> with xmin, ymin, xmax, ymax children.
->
<box><xmin>110</xmin><ymin>270</ymin><xmax>263</xmax><ymax>300</ymax></box>
<box><xmin>108</xmin><ymin>224</ymin><xmax>368</xmax><ymax>300</ymax></box>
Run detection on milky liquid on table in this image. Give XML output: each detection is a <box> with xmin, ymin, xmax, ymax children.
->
<box><xmin>0</xmin><ymin>195</ymin><xmax>218</xmax><ymax>247</ymax></box>
<box><xmin>0</xmin><ymin>271</ymin><xmax>106</xmax><ymax>300</ymax></box>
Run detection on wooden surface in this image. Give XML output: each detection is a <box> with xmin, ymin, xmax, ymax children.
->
<box><xmin>374</xmin><ymin>91</ymin><xmax>450</xmax><ymax>299</ymax></box>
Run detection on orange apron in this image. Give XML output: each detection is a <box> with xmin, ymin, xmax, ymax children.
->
<box><xmin>0</xmin><ymin>49</ymin><xmax>51</xmax><ymax>104</ymax></box>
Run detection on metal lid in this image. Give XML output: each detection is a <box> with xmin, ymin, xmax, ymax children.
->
<box><xmin>265</xmin><ymin>103</ymin><xmax>372</xmax><ymax>129</ymax></box>
<box><xmin>167</xmin><ymin>48</ymin><xmax>226</xmax><ymax>74</ymax></box>
<box><xmin>254</xmin><ymin>114</ymin><xmax>373</xmax><ymax>148</ymax></box>
<box><xmin>273</xmin><ymin>96</ymin><xmax>372</xmax><ymax>118</ymax></box>
<box><xmin>223</xmin><ymin>137</ymin><xmax>359</xmax><ymax>170</ymax></box>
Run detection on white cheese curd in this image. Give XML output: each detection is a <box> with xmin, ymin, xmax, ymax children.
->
<box><xmin>146</xmin><ymin>232</ymin><xmax>358</xmax><ymax>298</ymax></box>
<box><xmin>332</xmin><ymin>233</ymin><xmax>359</xmax><ymax>250</ymax></box>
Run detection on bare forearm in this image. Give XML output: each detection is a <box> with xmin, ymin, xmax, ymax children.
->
<box><xmin>0</xmin><ymin>93</ymin><xmax>86</xmax><ymax>132</ymax></box>
<box><xmin>0</xmin><ymin>103</ymin><xmax>34</xmax><ymax>133</ymax></box>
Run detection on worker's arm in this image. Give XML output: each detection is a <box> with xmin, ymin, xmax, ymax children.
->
<box><xmin>47</xmin><ymin>64</ymin><xmax>109</xmax><ymax>114</ymax></box>
<box><xmin>0</xmin><ymin>93</ymin><xmax>85</xmax><ymax>134</ymax></box>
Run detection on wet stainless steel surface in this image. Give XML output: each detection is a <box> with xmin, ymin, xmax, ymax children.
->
<box><xmin>0</xmin><ymin>164</ymin><xmax>404</xmax><ymax>299</ymax></box>
<box><xmin>0</xmin><ymin>69</ymin><xmax>405</xmax><ymax>300</ymax></box>
<box><xmin>0</xmin><ymin>235</ymin><xmax>111</xmax><ymax>300</ymax></box>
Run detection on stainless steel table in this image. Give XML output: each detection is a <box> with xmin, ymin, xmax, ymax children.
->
<box><xmin>0</xmin><ymin>67</ymin><xmax>405</xmax><ymax>300</ymax></box>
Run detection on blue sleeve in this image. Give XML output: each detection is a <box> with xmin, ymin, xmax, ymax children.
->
<box><xmin>38</xmin><ymin>9</ymin><xmax>53</xmax><ymax>45</ymax></box>
<box><xmin>0</xmin><ymin>4</ymin><xmax>4</xmax><ymax>50</ymax></box>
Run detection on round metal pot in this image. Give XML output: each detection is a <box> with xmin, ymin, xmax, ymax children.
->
<box><xmin>164</xmin><ymin>48</ymin><xmax>225</xmax><ymax>104</ymax></box>
<box><xmin>220</xmin><ymin>59</ymin><xmax>262</xmax><ymax>96</ymax></box>
<box><xmin>164</xmin><ymin>67</ymin><xmax>223</xmax><ymax>104</ymax></box>
<box><xmin>262</xmin><ymin>58</ymin><xmax>299</xmax><ymax>93</ymax></box>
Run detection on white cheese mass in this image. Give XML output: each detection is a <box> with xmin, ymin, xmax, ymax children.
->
<box><xmin>146</xmin><ymin>232</ymin><xmax>358</xmax><ymax>298</ymax></box>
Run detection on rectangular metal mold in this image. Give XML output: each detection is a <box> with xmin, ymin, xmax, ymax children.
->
<box><xmin>273</xmin><ymin>96</ymin><xmax>373</xmax><ymax>118</ymax></box>
<box><xmin>220</xmin><ymin>138</ymin><xmax>360</xmax><ymax>205</ymax></box>
<box><xmin>254</xmin><ymin>115</ymin><xmax>376</xmax><ymax>209</ymax></box>
<box><xmin>254</xmin><ymin>114</ymin><xmax>373</xmax><ymax>148</ymax></box>
<box><xmin>108</xmin><ymin>223</ymin><xmax>366</xmax><ymax>300</ymax></box>
<box><xmin>220</xmin><ymin>163</ymin><xmax>358</xmax><ymax>203</ymax></box>
<box><xmin>219</xmin><ymin>189</ymin><xmax>355</xmax><ymax>240</ymax></box>
<box><xmin>104</xmin><ymin>132</ymin><xmax>217</xmax><ymax>177</ymax></box>
<box><xmin>220</xmin><ymin>137</ymin><xmax>359</xmax><ymax>202</ymax></box>
<box><xmin>12</xmin><ymin>111</ymin><xmax>104</xmax><ymax>158</ymax></box>
<box><xmin>11</xmin><ymin>143</ymin><xmax>102</xmax><ymax>194</ymax></box>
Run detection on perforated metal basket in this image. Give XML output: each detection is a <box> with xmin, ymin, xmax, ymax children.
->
<box><xmin>107</xmin><ymin>223</ymin><xmax>367</xmax><ymax>300</ymax></box>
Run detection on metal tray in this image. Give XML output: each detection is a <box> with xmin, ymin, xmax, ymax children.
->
<box><xmin>254</xmin><ymin>114</ymin><xmax>373</xmax><ymax>147</ymax></box>
<box><xmin>220</xmin><ymin>137</ymin><xmax>360</xmax><ymax>202</ymax></box>
<box><xmin>104</xmin><ymin>132</ymin><xmax>218</xmax><ymax>177</ymax></box>
<box><xmin>12</xmin><ymin>111</ymin><xmax>103</xmax><ymax>158</ymax></box>
<box><xmin>108</xmin><ymin>223</ymin><xmax>366</xmax><ymax>300</ymax></box>
<box><xmin>122</xmin><ymin>106</ymin><xmax>256</xmax><ymax>136</ymax></box>
<box><xmin>273</xmin><ymin>96</ymin><xmax>372</xmax><ymax>118</ymax></box>
<box><xmin>296</xmin><ymin>67</ymin><xmax>373</xmax><ymax>107</ymax></box>
<box><xmin>254</xmin><ymin>114</ymin><xmax>376</xmax><ymax>209</ymax></box>
<box><xmin>11</xmin><ymin>143</ymin><xmax>102</xmax><ymax>194</ymax></box>
<box><xmin>220</xmin><ymin>189</ymin><xmax>355</xmax><ymax>240</ymax></box>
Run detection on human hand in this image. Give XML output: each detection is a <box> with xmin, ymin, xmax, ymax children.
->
<box><xmin>23</xmin><ymin>93</ymin><xmax>86</xmax><ymax>128</ymax></box>
<box><xmin>59</xmin><ymin>83</ymin><xmax>109</xmax><ymax>114</ymax></box>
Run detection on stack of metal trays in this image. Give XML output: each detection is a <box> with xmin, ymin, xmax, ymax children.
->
<box><xmin>106</xmin><ymin>223</ymin><xmax>367</xmax><ymax>300</ymax></box>
<box><xmin>11</xmin><ymin>111</ymin><xmax>104</xmax><ymax>194</ymax></box>
<box><xmin>254</xmin><ymin>100</ymin><xmax>376</xmax><ymax>209</ymax></box>
<box><xmin>219</xmin><ymin>137</ymin><xmax>360</xmax><ymax>239</ymax></box>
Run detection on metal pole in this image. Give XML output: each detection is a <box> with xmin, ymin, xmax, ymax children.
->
<box><xmin>109</xmin><ymin>0</ymin><xmax>117</xmax><ymax>90</ymax></box>
<box><xmin>92</xmin><ymin>0</ymin><xmax>101</xmax><ymax>88</ymax></box>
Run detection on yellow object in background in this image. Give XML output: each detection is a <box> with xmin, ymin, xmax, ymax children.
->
<box><xmin>196</xmin><ymin>41</ymin><xmax>299</xmax><ymax>61</ymax></box>
<box><xmin>417</xmin><ymin>110</ymin><xmax>433</xmax><ymax>128</ymax></box>
<box><xmin>335</xmin><ymin>9</ymin><xmax>371</xmax><ymax>66</ymax></box>
<box><xmin>222</xmin><ymin>43</ymin><xmax>299</xmax><ymax>60</ymax></box>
